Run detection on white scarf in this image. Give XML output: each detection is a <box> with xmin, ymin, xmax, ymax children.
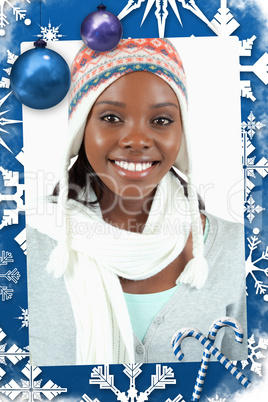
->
<box><xmin>29</xmin><ymin>171</ymin><xmax>192</xmax><ymax>364</ymax></box>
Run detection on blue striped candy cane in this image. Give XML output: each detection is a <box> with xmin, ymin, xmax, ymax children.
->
<box><xmin>209</xmin><ymin>317</ymin><xmax>244</xmax><ymax>344</ymax></box>
<box><xmin>171</xmin><ymin>327</ymin><xmax>251</xmax><ymax>399</ymax></box>
<box><xmin>191</xmin><ymin>317</ymin><xmax>244</xmax><ymax>401</ymax></box>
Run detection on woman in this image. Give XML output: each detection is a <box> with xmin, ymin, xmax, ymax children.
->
<box><xmin>27</xmin><ymin>38</ymin><xmax>247</xmax><ymax>365</ymax></box>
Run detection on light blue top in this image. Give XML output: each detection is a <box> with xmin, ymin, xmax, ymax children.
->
<box><xmin>124</xmin><ymin>217</ymin><xmax>210</xmax><ymax>341</ymax></box>
<box><xmin>124</xmin><ymin>286</ymin><xmax>178</xmax><ymax>341</ymax></box>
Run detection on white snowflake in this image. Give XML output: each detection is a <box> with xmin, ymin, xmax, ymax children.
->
<box><xmin>242</xmin><ymin>111</ymin><xmax>266</xmax><ymax>140</ymax></box>
<box><xmin>206</xmin><ymin>395</ymin><xmax>228</xmax><ymax>402</ymax></box>
<box><xmin>15</xmin><ymin>306</ymin><xmax>29</xmax><ymax>329</ymax></box>
<box><xmin>118</xmin><ymin>0</ymin><xmax>217</xmax><ymax>38</ymax></box>
<box><xmin>0</xmin><ymin>90</ymin><xmax>22</xmax><ymax>153</ymax></box>
<box><xmin>0</xmin><ymin>325</ymin><xmax>29</xmax><ymax>380</ymax></box>
<box><xmin>0</xmin><ymin>0</ymin><xmax>31</xmax><ymax>37</ymax></box>
<box><xmin>0</xmin><ymin>251</ymin><xmax>19</xmax><ymax>302</ymax></box>
<box><xmin>210</xmin><ymin>0</ymin><xmax>240</xmax><ymax>36</ymax></box>
<box><xmin>0</xmin><ymin>166</ymin><xmax>25</xmax><ymax>230</ymax></box>
<box><xmin>239</xmin><ymin>35</ymin><xmax>268</xmax><ymax>100</ymax></box>
<box><xmin>244</xmin><ymin>195</ymin><xmax>265</xmax><ymax>223</ymax></box>
<box><xmin>0</xmin><ymin>49</ymin><xmax>18</xmax><ymax>89</ymax></box>
<box><xmin>14</xmin><ymin>227</ymin><xmax>27</xmax><ymax>255</ymax></box>
<box><xmin>81</xmin><ymin>364</ymin><xmax>185</xmax><ymax>402</ymax></box>
<box><xmin>6</xmin><ymin>50</ymin><xmax>18</xmax><ymax>65</ymax></box>
<box><xmin>0</xmin><ymin>251</ymin><xmax>14</xmax><ymax>266</ymax></box>
<box><xmin>0</xmin><ymin>76</ymin><xmax>9</xmax><ymax>89</ymax></box>
<box><xmin>37</xmin><ymin>20</ymin><xmax>64</xmax><ymax>42</ymax></box>
<box><xmin>240</xmin><ymin>334</ymin><xmax>268</xmax><ymax>377</ymax></box>
<box><xmin>239</xmin><ymin>36</ymin><xmax>258</xmax><ymax>101</ymax></box>
<box><xmin>241</xmin><ymin>111</ymin><xmax>267</xmax><ymax>202</ymax></box>
<box><xmin>240</xmin><ymin>81</ymin><xmax>256</xmax><ymax>102</ymax></box>
<box><xmin>246</xmin><ymin>228</ymin><xmax>268</xmax><ymax>299</ymax></box>
<box><xmin>15</xmin><ymin>146</ymin><xmax>24</xmax><ymax>166</ymax></box>
<box><xmin>0</xmin><ymin>361</ymin><xmax>67</xmax><ymax>400</ymax></box>
<box><xmin>241</xmin><ymin>53</ymin><xmax>268</xmax><ymax>86</ymax></box>
<box><xmin>0</xmin><ymin>285</ymin><xmax>13</xmax><ymax>301</ymax></box>
<box><xmin>240</xmin><ymin>35</ymin><xmax>257</xmax><ymax>57</ymax></box>
<box><xmin>0</xmin><ymin>267</ymin><xmax>20</xmax><ymax>283</ymax></box>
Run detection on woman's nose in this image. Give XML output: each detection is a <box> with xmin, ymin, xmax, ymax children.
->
<box><xmin>118</xmin><ymin>125</ymin><xmax>153</xmax><ymax>151</ymax></box>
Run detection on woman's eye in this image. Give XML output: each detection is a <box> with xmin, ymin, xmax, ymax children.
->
<box><xmin>152</xmin><ymin>117</ymin><xmax>174</xmax><ymax>126</ymax></box>
<box><xmin>101</xmin><ymin>114</ymin><xmax>121</xmax><ymax>123</ymax></box>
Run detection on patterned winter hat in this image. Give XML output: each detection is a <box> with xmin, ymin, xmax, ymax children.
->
<box><xmin>58</xmin><ymin>38</ymin><xmax>208</xmax><ymax>289</ymax></box>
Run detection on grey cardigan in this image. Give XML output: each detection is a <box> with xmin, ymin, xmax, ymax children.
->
<box><xmin>26</xmin><ymin>211</ymin><xmax>248</xmax><ymax>366</ymax></box>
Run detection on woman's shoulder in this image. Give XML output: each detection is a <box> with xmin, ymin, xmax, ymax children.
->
<box><xmin>202</xmin><ymin>210</ymin><xmax>245</xmax><ymax>269</ymax></box>
<box><xmin>203</xmin><ymin>210</ymin><xmax>244</xmax><ymax>242</ymax></box>
<box><xmin>26</xmin><ymin>224</ymin><xmax>57</xmax><ymax>257</ymax></box>
<box><xmin>202</xmin><ymin>212</ymin><xmax>246</xmax><ymax>285</ymax></box>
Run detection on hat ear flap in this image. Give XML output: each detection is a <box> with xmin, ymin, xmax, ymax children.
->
<box><xmin>173</xmin><ymin>133</ymin><xmax>188</xmax><ymax>175</ymax></box>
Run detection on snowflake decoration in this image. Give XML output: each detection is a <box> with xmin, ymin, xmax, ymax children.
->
<box><xmin>0</xmin><ymin>169</ymin><xmax>24</xmax><ymax>300</ymax></box>
<box><xmin>0</xmin><ymin>267</ymin><xmax>20</xmax><ymax>283</ymax></box>
<box><xmin>242</xmin><ymin>111</ymin><xmax>266</xmax><ymax>141</ymax></box>
<box><xmin>240</xmin><ymin>35</ymin><xmax>268</xmax><ymax>101</ymax></box>
<box><xmin>0</xmin><ymin>91</ymin><xmax>22</xmax><ymax>154</ymax></box>
<box><xmin>240</xmin><ymin>52</ymin><xmax>268</xmax><ymax>86</ymax></box>
<box><xmin>0</xmin><ymin>0</ymin><xmax>31</xmax><ymax>37</ymax></box>
<box><xmin>14</xmin><ymin>227</ymin><xmax>27</xmax><ymax>255</ymax></box>
<box><xmin>0</xmin><ymin>251</ymin><xmax>19</xmax><ymax>302</ymax></box>
<box><xmin>241</xmin><ymin>111</ymin><xmax>267</xmax><ymax>203</ymax></box>
<box><xmin>36</xmin><ymin>20</ymin><xmax>64</xmax><ymax>42</ymax></box>
<box><xmin>0</xmin><ymin>49</ymin><xmax>18</xmax><ymax>89</ymax></box>
<box><xmin>0</xmin><ymin>326</ymin><xmax>29</xmax><ymax>380</ymax></box>
<box><xmin>244</xmin><ymin>195</ymin><xmax>265</xmax><ymax>223</ymax></box>
<box><xmin>0</xmin><ymin>361</ymin><xmax>67</xmax><ymax>400</ymax></box>
<box><xmin>81</xmin><ymin>364</ymin><xmax>185</xmax><ymax>402</ymax></box>
<box><xmin>0</xmin><ymin>251</ymin><xmax>14</xmax><ymax>266</ymax></box>
<box><xmin>0</xmin><ymin>166</ymin><xmax>25</xmax><ymax>231</ymax></box>
<box><xmin>206</xmin><ymin>395</ymin><xmax>228</xmax><ymax>402</ymax></box>
<box><xmin>0</xmin><ymin>285</ymin><xmax>13</xmax><ymax>301</ymax></box>
<box><xmin>210</xmin><ymin>0</ymin><xmax>239</xmax><ymax>36</ymax></box>
<box><xmin>118</xmin><ymin>0</ymin><xmax>218</xmax><ymax>38</ymax></box>
<box><xmin>239</xmin><ymin>334</ymin><xmax>268</xmax><ymax>377</ymax></box>
<box><xmin>15</xmin><ymin>307</ymin><xmax>29</xmax><ymax>329</ymax></box>
<box><xmin>246</xmin><ymin>228</ymin><xmax>268</xmax><ymax>299</ymax></box>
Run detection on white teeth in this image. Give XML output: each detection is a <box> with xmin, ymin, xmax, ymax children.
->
<box><xmin>114</xmin><ymin>161</ymin><xmax>153</xmax><ymax>171</ymax></box>
<box><xmin>128</xmin><ymin>162</ymin><xmax>135</xmax><ymax>171</ymax></box>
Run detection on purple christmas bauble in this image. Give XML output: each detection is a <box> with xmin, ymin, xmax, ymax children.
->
<box><xmin>81</xmin><ymin>4</ymin><xmax>123</xmax><ymax>52</ymax></box>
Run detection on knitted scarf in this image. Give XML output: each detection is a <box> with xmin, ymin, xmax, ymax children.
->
<box><xmin>30</xmin><ymin>171</ymin><xmax>192</xmax><ymax>364</ymax></box>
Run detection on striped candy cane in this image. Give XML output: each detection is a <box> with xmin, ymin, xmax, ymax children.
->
<box><xmin>192</xmin><ymin>317</ymin><xmax>244</xmax><ymax>401</ymax></box>
<box><xmin>171</xmin><ymin>327</ymin><xmax>251</xmax><ymax>398</ymax></box>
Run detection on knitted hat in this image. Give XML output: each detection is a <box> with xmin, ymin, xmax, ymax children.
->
<box><xmin>56</xmin><ymin>38</ymin><xmax>208</xmax><ymax>289</ymax></box>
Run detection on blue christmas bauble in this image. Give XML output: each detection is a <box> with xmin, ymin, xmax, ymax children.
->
<box><xmin>10</xmin><ymin>40</ymin><xmax>71</xmax><ymax>110</ymax></box>
<box><xmin>81</xmin><ymin>4</ymin><xmax>123</xmax><ymax>52</ymax></box>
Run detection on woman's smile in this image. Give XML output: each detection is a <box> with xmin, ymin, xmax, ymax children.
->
<box><xmin>109</xmin><ymin>159</ymin><xmax>159</xmax><ymax>179</ymax></box>
<box><xmin>84</xmin><ymin>71</ymin><xmax>182</xmax><ymax>201</ymax></box>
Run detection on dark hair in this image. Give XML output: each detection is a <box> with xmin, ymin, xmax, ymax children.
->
<box><xmin>53</xmin><ymin>141</ymin><xmax>205</xmax><ymax>210</ymax></box>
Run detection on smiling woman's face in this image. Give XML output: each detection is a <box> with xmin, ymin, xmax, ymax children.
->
<box><xmin>84</xmin><ymin>71</ymin><xmax>183</xmax><ymax>201</ymax></box>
